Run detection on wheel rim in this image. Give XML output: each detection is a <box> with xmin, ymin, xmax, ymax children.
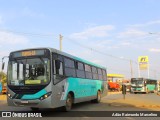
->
<box><xmin>98</xmin><ymin>91</ymin><xmax>101</xmax><ymax>101</ymax></box>
<box><xmin>66</xmin><ymin>95</ymin><xmax>72</xmax><ymax>110</ymax></box>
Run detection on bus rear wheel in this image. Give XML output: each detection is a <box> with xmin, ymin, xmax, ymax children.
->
<box><xmin>146</xmin><ymin>88</ymin><xmax>149</xmax><ymax>94</ymax></box>
<box><xmin>63</xmin><ymin>93</ymin><xmax>73</xmax><ymax>111</ymax></box>
<box><xmin>92</xmin><ymin>91</ymin><xmax>101</xmax><ymax>103</ymax></box>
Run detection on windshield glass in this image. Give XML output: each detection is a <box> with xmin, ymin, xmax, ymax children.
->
<box><xmin>136</xmin><ymin>80</ymin><xmax>143</xmax><ymax>84</ymax></box>
<box><xmin>8</xmin><ymin>57</ymin><xmax>50</xmax><ymax>86</ymax></box>
<box><xmin>131</xmin><ymin>79</ymin><xmax>143</xmax><ymax>85</ymax></box>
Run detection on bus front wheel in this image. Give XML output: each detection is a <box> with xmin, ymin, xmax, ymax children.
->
<box><xmin>63</xmin><ymin>93</ymin><xmax>73</xmax><ymax>111</ymax></box>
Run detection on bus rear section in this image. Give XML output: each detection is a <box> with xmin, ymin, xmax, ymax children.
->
<box><xmin>145</xmin><ymin>79</ymin><xmax>157</xmax><ymax>93</ymax></box>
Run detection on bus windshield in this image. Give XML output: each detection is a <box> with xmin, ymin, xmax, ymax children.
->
<box><xmin>8</xmin><ymin>57</ymin><xmax>50</xmax><ymax>86</ymax></box>
<box><xmin>131</xmin><ymin>78</ymin><xmax>143</xmax><ymax>85</ymax></box>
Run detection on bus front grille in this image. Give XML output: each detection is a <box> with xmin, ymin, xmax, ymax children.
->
<box><xmin>8</xmin><ymin>85</ymin><xmax>46</xmax><ymax>94</ymax></box>
<box><xmin>12</xmin><ymin>89</ymin><xmax>39</xmax><ymax>94</ymax></box>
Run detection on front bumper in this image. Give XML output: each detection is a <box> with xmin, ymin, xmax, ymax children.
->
<box><xmin>7</xmin><ymin>95</ymin><xmax>52</xmax><ymax>108</ymax></box>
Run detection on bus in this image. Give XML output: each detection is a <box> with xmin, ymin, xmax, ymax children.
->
<box><xmin>131</xmin><ymin>78</ymin><xmax>157</xmax><ymax>94</ymax></box>
<box><xmin>5</xmin><ymin>48</ymin><xmax>107</xmax><ymax>111</ymax></box>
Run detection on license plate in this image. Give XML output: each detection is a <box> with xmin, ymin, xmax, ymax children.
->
<box><xmin>21</xmin><ymin>101</ymin><xmax>29</xmax><ymax>104</ymax></box>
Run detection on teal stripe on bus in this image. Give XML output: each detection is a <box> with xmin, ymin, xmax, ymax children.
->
<box><xmin>64</xmin><ymin>77</ymin><xmax>103</xmax><ymax>100</ymax></box>
<box><xmin>146</xmin><ymin>84</ymin><xmax>156</xmax><ymax>91</ymax></box>
<box><xmin>21</xmin><ymin>89</ymin><xmax>47</xmax><ymax>100</ymax></box>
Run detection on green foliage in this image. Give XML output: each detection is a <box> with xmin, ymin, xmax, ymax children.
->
<box><xmin>0</xmin><ymin>71</ymin><xmax>7</xmax><ymax>84</ymax></box>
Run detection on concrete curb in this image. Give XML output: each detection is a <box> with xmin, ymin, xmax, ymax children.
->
<box><xmin>108</xmin><ymin>103</ymin><xmax>160</xmax><ymax>108</ymax></box>
<box><xmin>108</xmin><ymin>92</ymin><xmax>121</xmax><ymax>95</ymax></box>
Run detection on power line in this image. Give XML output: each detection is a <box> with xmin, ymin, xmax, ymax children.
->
<box><xmin>64</xmin><ymin>37</ymin><xmax>160</xmax><ymax>77</ymax></box>
<box><xmin>0</xmin><ymin>29</ymin><xmax>58</xmax><ymax>38</ymax></box>
<box><xmin>0</xmin><ymin>29</ymin><xmax>159</xmax><ymax>77</ymax></box>
<box><xmin>65</xmin><ymin>37</ymin><xmax>138</xmax><ymax>63</ymax></box>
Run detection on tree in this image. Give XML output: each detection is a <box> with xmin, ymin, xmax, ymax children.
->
<box><xmin>0</xmin><ymin>72</ymin><xmax>7</xmax><ymax>84</ymax></box>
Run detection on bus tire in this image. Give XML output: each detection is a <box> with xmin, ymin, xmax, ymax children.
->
<box><xmin>92</xmin><ymin>91</ymin><xmax>101</xmax><ymax>103</ymax></box>
<box><xmin>146</xmin><ymin>88</ymin><xmax>149</xmax><ymax>94</ymax></box>
<box><xmin>30</xmin><ymin>107</ymin><xmax>39</xmax><ymax>111</ymax></box>
<box><xmin>63</xmin><ymin>93</ymin><xmax>73</xmax><ymax>112</ymax></box>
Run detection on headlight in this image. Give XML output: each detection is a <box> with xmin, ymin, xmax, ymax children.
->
<box><xmin>40</xmin><ymin>92</ymin><xmax>52</xmax><ymax>100</ymax></box>
<box><xmin>7</xmin><ymin>93</ymin><xmax>13</xmax><ymax>99</ymax></box>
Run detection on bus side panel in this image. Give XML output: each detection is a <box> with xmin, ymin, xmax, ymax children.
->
<box><xmin>146</xmin><ymin>84</ymin><xmax>156</xmax><ymax>92</ymax></box>
<box><xmin>7</xmin><ymin>88</ymin><xmax>16</xmax><ymax>106</ymax></box>
<box><xmin>101</xmin><ymin>80</ymin><xmax>108</xmax><ymax>97</ymax></box>
<box><xmin>66</xmin><ymin>78</ymin><xmax>103</xmax><ymax>103</ymax></box>
<box><xmin>51</xmin><ymin>77</ymin><xmax>105</xmax><ymax>108</ymax></box>
<box><xmin>51</xmin><ymin>79</ymin><xmax>67</xmax><ymax>108</ymax></box>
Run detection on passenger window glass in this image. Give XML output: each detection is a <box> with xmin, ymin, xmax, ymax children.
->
<box><xmin>52</xmin><ymin>54</ymin><xmax>64</xmax><ymax>84</ymax></box>
<box><xmin>77</xmin><ymin>62</ymin><xmax>84</xmax><ymax>70</ymax></box>
<box><xmin>92</xmin><ymin>67</ymin><xmax>97</xmax><ymax>73</ymax></box>
<box><xmin>64</xmin><ymin>58</ymin><xmax>75</xmax><ymax>68</ymax></box>
<box><xmin>19</xmin><ymin>64</ymin><xmax>24</xmax><ymax>80</ymax></box>
<box><xmin>98</xmin><ymin>69</ymin><xmax>102</xmax><ymax>75</ymax></box>
<box><xmin>85</xmin><ymin>64</ymin><xmax>91</xmax><ymax>72</ymax></box>
<box><xmin>12</xmin><ymin>63</ymin><xmax>17</xmax><ymax>80</ymax></box>
<box><xmin>55</xmin><ymin>60</ymin><xmax>63</xmax><ymax>75</ymax></box>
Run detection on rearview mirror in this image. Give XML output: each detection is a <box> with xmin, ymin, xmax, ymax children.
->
<box><xmin>2</xmin><ymin>62</ymin><xmax>5</xmax><ymax>70</ymax></box>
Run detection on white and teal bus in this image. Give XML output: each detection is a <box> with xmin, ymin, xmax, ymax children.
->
<box><xmin>5</xmin><ymin>48</ymin><xmax>107</xmax><ymax>111</ymax></box>
<box><xmin>131</xmin><ymin>78</ymin><xmax>157</xmax><ymax>94</ymax></box>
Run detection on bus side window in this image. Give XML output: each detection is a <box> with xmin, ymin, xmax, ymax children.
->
<box><xmin>55</xmin><ymin>59</ymin><xmax>63</xmax><ymax>75</ymax></box>
<box><xmin>53</xmin><ymin>54</ymin><xmax>64</xmax><ymax>84</ymax></box>
<box><xmin>53</xmin><ymin>54</ymin><xmax>64</xmax><ymax>76</ymax></box>
<box><xmin>85</xmin><ymin>64</ymin><xmax>92</xmax><ymax>79</ymax></box>
<box><xmin>102</xmin><ymin>69</ymin><xmax>107</xmax><ymax>81</ymax></box>
<box><xmin>76</xmin><ymin>62</ymin><xmax>85</xmax><ymax>78</ymax></box>
<box><xmin>92</xmin><ymin>66</ymin><xmax>98</xmax><ymax>79</ymax></box>
<box><xmin>98</xmin><ymin>68</ymin><xmax>103</xmax><ymax>80</ymax></box>
<box><xmin>64</xmin><ymin>57</ymin><xmax>76</xmax><ymax>77</ymax></box>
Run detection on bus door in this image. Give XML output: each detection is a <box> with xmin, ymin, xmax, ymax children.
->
<box><xmin>52</xmin><ymin>55</ymin><xmax>65</xmax><ymax>107</ymax></box>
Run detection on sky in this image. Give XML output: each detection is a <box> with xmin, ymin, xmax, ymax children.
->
<box><xmin>0</xmin><ymin>0</ymin><xmax>160</xmax><ymax>79</ymax></box>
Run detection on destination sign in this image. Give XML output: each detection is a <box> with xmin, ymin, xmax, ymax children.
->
<box><xmin>11</xmin><ymin>49</ymin><xmax>48</xmax><ymax>58</ymax></box>
<box><xmin>21</xmin><ymin>51</ymin><xmax>36</xmax><ymax>56</ymax></box>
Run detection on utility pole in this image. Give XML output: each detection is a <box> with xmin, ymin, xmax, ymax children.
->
<box><xmin>154</xmin><ymin>70</ymin><xmax>157</xmax><ymax>79</ymax></box>
<box><xmin>130</xmin><ymin>60</ymin><xmax>133</xmax><ymax>78</ymax></box>
<box><xmin>59</xmin><ymin>34</ymin><xmax>63</xmax><ymax>51</ymax></box>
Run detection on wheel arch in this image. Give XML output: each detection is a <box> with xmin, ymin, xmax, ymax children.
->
<box><xmin>68</xmin><ymin>91</ymin><xmax>75</xmax><ymax>103</ymax></box>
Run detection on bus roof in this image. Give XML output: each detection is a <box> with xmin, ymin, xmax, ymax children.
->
<box><xmin>10</xmin><ymin>47</ymin><xmax>106</xmax><ymax>69</ymax></box>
